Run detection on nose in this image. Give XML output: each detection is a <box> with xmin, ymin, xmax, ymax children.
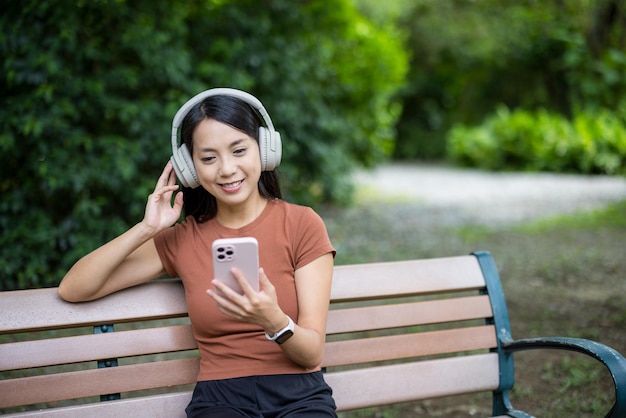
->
<box><xmin>218</xmin><ymin>155</ymin><xmax>237</xmax><ymax>177</ymax></box>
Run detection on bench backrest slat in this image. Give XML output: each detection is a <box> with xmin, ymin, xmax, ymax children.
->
<box><xmin>0</xmin><ymin>358</ymin><xmax>199</xmax><ymax>409</ymax></box>
<box><xmin>0</xmin><ymin>324</ymin><xmax>197</xmax><ymax>372</ymax></box>
<box><xmin>324</xmin><ymin>325</ymin><xmax>497</xmax><ymax>367</ymax></box>
<box><xmin>326</xmin><ymin>353</ymin><xmax>500</xmax><ymax>411</ymax></box>
<box><xmin>326</xmin><ymin>294</ymin><xmax>492</xmax><ymax>334</ymax></box>
<box><xmin>0</xmin><ymin>280</ymin><xmax>187</xmax><ymax>334</ymax></box>
<box><xmin>330</xmin><ymin>256</ymin><xmax>485</xmax><ymax>301</ymax></box>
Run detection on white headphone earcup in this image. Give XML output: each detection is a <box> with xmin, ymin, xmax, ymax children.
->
<box><xmin>171</xmin><ymin>144</ymin><xmax>200</xmax><ymax>188</ymax></box>
<box><xmin>259</xmin><ymin>127</ymin><xmax>282</xmax><ymax>171</ymax></box>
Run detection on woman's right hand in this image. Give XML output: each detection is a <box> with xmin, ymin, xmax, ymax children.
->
<box><xmin>59</xmin><ymin>162</ymin><xmax>179</xmax><ymax>302</ymax></box>
<box><xmin>142</xmin><ymin>161</ymin><xmax>184</xmax><ymax>235</ymax></box>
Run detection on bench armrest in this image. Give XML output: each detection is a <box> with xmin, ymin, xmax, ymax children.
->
<box><xmin>501</xmin><ymin>337</ymin><xmax>626</xmax><ymax>418</ymax></box>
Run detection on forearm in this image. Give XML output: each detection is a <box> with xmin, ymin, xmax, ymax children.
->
<box><xmin>277</xmin><ymin>323</ymin><xmax>326</xmax><ymax>369</ymax></box>
<box><xmin>262</xmin><ymin>312</ymin><xmax>326</xmax><ymax>369</ymax></box>
<box><xmin>58</xmin><ymin>162</ymin><xmax>181</xmax><ymax>302</ymax></box>
<box><xmin>58</xmin><ymin>222</ymin><xmax>158</xmax><ymax>302</ymax></box>
<box><xmin>263</xmin><ymin>255</ymin><xmax>333</xmax><ymax>369</ymax></box>
<box><xmin>280</xmin><ymin>254</ymin><xmax>334</xmax><ymax>369</ymax></box>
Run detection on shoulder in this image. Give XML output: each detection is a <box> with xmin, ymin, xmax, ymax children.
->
<box><xmin>269</xmin><ymin>199</ymin><xmax>319</xmax><ymax>219</ymax></box>
<box><xmin>154</xmin><ymin>215</ymin><xmax>202</xmax><ymax>246</ymax></box>
<box><xmin>267</xmin><ymin>201</ymin><xmax>335</xmax><ymax>267</ymax></box>
<box><xmin>267</xmin><ymin>200</ymin><xmax>330</xmax><ymax>239</ymax></box>
<box><xmin>266</xmin><ymin>200</ymin><xmax>325</xmax><ymax>228</ymax></box>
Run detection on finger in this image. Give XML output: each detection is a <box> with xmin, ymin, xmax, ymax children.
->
<box><xmin>207</xmin><ymin>285</ymin><xmax>232</xmax><ymax>305</ymax></box>
<box><xmin>150</xmin><ymin>185</ymin><xmax>180</xmax><ymax>203</ymax></box>
<box><xmin>167</xmin><ymin>162</ymin><xmax>178</xmax><ymax>186</ymax></box>
<box><xmin>258</xmin><ymin>268</ymin><xmax>274</xmax><ymax>292</ymax></box>
<box><xmin>154</xmin><ymin>162</ymin><xmax>173</xmax><ymax>192</ymax></box>
<box><xmin>230</xmin><ymin>267</ymin><xmax>257</xmax><ymax>295</ymax></box>
<box><xmin>157</xmin><ymin>161</ymin><xmax>178</xmax><ymax>190</ymax></box>
<box><xmin>207</xmin><ymin>287</ymin><xmax>237</xmax><ymax>313</ymax></box>
<box><xmin>172</xmin><ymin>189</ymin><xmax>184</xmax><ymax>210</ymax></box>
<box><xmin>208</xmin><ymin>286</ymin><xmax>251</xmax><ymax>320</ymax></box>
<box><xmin>211</xmin><ymin>279</ymin><xmax>243</xmax><ymax>301</ymax></box>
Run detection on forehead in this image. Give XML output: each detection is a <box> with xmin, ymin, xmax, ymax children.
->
<box><xmin>192</xmin><ymin>118</ymin><xmax>255</xmax><ymax>148</ymax></box>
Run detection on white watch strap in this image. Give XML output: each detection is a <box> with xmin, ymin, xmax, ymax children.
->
<box><xmin>265</xmin><ymin>316</ymin><xmax>295</xmax><ymax>342</ymax></box>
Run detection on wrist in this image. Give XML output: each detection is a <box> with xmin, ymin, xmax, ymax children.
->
<box><xmin>136</xmin><ymin>221</ymin><xmax>159</xmax><ymax>238</ymax></box>
<box><xmin>265</xmin><ymin>315</ymin><xmax>295</xmax><ymax>345</ymax></box>
<box><xmin>262</xmin><ymin>309</ymin><xmax>289</xmax><ymax>335</ymax></box>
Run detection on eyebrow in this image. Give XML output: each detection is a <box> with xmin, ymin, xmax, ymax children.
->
<box><xmin>198</xmin><ymin>138</ymin><xmax>250</xmax><ymax>153</ymax></box>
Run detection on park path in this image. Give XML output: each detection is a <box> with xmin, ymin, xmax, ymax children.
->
<box><xmin>353</xmin><ymin>163</ymin><xmax>626</xmax><ymax>226</ymax></box>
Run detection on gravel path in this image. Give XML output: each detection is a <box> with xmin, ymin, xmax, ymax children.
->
<box><xmin>353</xmin><ymin>164</ymin><xmax>626</xmax><ymax>226</ymax></box>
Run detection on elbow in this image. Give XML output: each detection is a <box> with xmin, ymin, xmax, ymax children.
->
<box><xmin>297</xmin><ymin>331</ymin><xmax>326</xmax><ymax>369</ymax></box>
<box><xmin>305</xmin><ymin>358</ymin><xmax>324</xmax><ymax>370</ymax></box>
<box><xmin>304</xmin><ymin>353</ymin><xmax>325</xmax><ymax>370</ymax></box>
<box><xmin>298</xmin><ymin>346</ymin><xmax>326</xmax><ymax>370</ymax></box>
<box><xmin>57</xmin><ymin>279</ymin><xmax>88</xmax><ymax>303</ymax></box>
<box><xmin>57</xmin><ymin>282</ymin><xmax>77</xmax><ymax>302</ymax></box>
<box><xmin>284</xmin><ymin>344</ymin><xmax>325</xmax><ymax>370</ymax></box>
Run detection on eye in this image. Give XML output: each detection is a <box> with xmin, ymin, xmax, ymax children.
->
<box><xmin>233</xmin><ymin>147</ymin><xmax>247</xmax><ymax>155</ymax></box>
<box><xmin>200</xmin><ymin>155</ymin><xmax>216</xmax><ymax>163</ymax></box>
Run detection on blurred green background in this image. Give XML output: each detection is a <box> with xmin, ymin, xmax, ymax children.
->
<box><xmin>2</xmin><ymin>0</ymin><xmax>625</xmax><ymax>289</ymax></box>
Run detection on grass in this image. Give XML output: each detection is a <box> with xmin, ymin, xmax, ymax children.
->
<box><xmin>319</xmin><ymin>198</ymin><xmax>626</xmax><ymax>417</ymax></box>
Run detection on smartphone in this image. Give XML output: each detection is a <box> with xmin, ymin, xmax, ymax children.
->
<box><xmin>212</xmin><ymin>237</ymin><xmax>259</xmax><ymax>294</ymax></box>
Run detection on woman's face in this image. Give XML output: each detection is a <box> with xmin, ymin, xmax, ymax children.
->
<box><xmin>191</xmin><ymin>118</ymin><xmax>262</xmax><ymax>208</ymax></box>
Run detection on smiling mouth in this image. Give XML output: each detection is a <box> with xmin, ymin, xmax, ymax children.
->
<box><xmin>219</xmin><ymin>180</ymin><xmax>243</xmax><ymax>189</ymax></box>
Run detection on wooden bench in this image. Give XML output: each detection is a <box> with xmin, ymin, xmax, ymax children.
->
<box><xmin>1</xmin><ymin>251</ymin><xmax>625</xmax><ymax>417</ymax></box>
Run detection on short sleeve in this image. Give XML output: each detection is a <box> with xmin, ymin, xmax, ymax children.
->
<box><xmin>292</xmin><ymin>207</ymin><xmax>336</xmax><ymax>270</ymax></box>
<box><xmin>153</xmin><ymin>220</ymin><xmax>187</xmax><ymax>277</ymax></box>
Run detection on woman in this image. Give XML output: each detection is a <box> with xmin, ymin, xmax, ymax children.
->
<box><xmin>58</xmin><ymin>89</ymin><xmax>337</xmax><ymax>417</ymax></box>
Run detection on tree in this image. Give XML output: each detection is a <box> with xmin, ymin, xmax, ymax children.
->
<box><xmin>0</xmin><ymin>0</ymin><xmax>408</xmax><ymax>289</ymax></box>
<box><xmin>386</xmin><ymin>0</ymin><xmax>626</xmax><ymax>160</ymax></box>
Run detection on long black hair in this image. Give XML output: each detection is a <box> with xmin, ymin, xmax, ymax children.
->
<box><xmin>180</xmin><ymin>94</ymin><xmax>281</xmax><ymax>222</ymax></box>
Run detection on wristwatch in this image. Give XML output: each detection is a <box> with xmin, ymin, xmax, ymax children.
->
<box><xmin>265</xmin><ymin>316</ymin><xmax>295</xmax><ymax>344</ymax></box>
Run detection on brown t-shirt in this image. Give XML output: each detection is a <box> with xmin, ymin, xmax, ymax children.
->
<box><xmin>153</xmin><ymin>199</ymin><xmax>335</xmax><ymax>381</ymax></box>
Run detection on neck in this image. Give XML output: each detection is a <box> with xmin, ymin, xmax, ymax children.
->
<box><xmin>216</xmin><ymin>196</ymin><xmax>268</xmax><ymax>229</ymax></box>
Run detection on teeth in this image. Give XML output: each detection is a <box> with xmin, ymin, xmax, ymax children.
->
<box><xmin>222</xmin><ymin>181</ymin><xmax>242</xmax><ymax>188</ymax></box>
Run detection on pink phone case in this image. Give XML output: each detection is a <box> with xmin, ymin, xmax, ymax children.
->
<box><xmin>212</xmin><ymin>237</ymin><xmax>259</xmax><ymax>294</ymax></box>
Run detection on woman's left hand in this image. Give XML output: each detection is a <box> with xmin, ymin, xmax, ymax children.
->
<box><xmin>207</xmin><ymin>268</ymin><xmax>287</xmax><ymax>332</ymax></box>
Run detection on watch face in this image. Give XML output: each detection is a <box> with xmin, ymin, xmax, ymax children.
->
<box><xmin>275</xmin><ymin>329</ymin><xmax>294</xmax><ymax>344</ymax></box>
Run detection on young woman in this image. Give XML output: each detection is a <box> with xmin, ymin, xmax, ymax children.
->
<box><xmin>58</xmin><ymin>89</ymin><xmax>337</xmax><ymax>417</ymax></box>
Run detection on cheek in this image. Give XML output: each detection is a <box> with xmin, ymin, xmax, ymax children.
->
<box><xmin>195</xmin><ymin>165</ymin><xmax>219</xmax><ymax>183</ymax></box>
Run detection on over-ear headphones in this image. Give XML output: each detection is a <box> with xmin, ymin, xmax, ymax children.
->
<box><xmin>170</xmin><ymin>88</ymin><xmax>282</xmax><ymax>189</ymax></box>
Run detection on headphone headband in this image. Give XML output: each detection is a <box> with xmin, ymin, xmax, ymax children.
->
<box><xmin>170</xmin><ymin>88</ymin><xmax>279</xmax><ymax>155</ymax></box>
<box><xmin>170</xmin><ymin>88</ymin><xmax>282</xmax><ymax>188</ymax></box>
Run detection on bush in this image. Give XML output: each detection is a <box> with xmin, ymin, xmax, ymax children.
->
<box><xmin>0</xmin><ymin>0</ymin><xmax>408</xmax><ymax>289</ymax></box>
<box><xmin>447</xmin><ymin>105</ymin><xmax>626</xmax><ymax>175</ymax></box>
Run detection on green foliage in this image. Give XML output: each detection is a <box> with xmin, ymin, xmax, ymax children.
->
<box><xmin>187</xmin><ymin>0</ymin><xmax>408</xmax><ymax>205</ymax></box>
<box><xmin>0</xmin><ymin>0</ymin><xmax>407</xmax><ymax>289</ymax></box>
<box><xmin>447</xmin><ymin>105</ymin><xmax>626</xmax><ymax>175</ymax></box>
<box><xmin>391</xmin><ymin>0</ymin><xmax>626</xmax><ymax>160</ymax></box>
<box><xmin>1</xmin><ymin>0</ymin><xmax>187</xmax><ymax>290</ymax></box>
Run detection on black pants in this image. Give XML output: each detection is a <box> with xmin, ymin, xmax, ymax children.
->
<box><xmin>186</xmin><ymin>372</ymin><xmax>337</xmax><ymax>418</ymax></box>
